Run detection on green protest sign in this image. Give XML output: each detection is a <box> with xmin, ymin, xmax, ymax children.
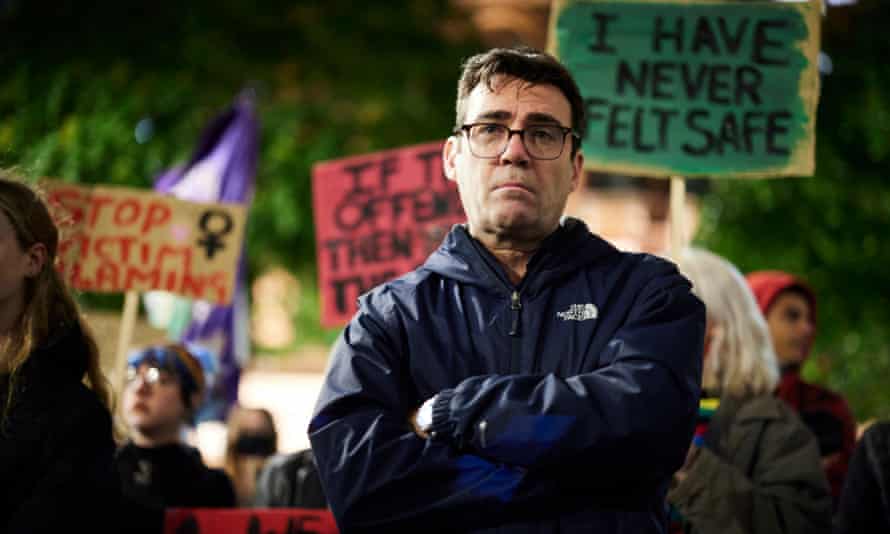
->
<box><xmin>548</xmin><ymin>0</ymin><xmax>820</xmax><ymax>178</ymax></box>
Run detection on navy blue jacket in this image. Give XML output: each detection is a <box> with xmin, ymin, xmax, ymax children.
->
<box><xmin>309</xmin><ymin>218</ymin><xmax>705</xmax><ymax>533</ymax></box>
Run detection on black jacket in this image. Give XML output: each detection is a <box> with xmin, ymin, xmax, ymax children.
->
<box><xmin>116</xmin><ymin>442</ymin><xmax>235</xmax><ymax>511</ymax></box>
<box><xmin>0</xmin><ymin>323</ymin><xmax>118</xmax><ymax>534</ymax></box>
<box><xmin>253</xmin><ymin>449</ymin><xmax>328</xmax><ymax>509</ymax></box>
<box><xmin>835</xmin><ymin>420</ymin><xmax>890</xmax><ymax>534</ymax></box>
<box><xmin>115</xmin><ymin>442</ymin><xmax>235</xmax><ymax>534</ymax></box>
<box><xmin>309</xmin><ymin>219</ymin><xmax>705</xmax><ymax>533</ymax></box>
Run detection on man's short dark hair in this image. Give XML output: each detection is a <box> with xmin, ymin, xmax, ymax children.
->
<box><xmin>455</xmin><ymin>46</ymin><xmax>586</xmax><ymax>155</ymax></box>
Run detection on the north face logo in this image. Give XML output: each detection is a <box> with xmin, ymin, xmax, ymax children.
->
<box><xmin>557</xmin><ymin>303</ymin><xmax>598</xmax><ymax>321</ymax></box>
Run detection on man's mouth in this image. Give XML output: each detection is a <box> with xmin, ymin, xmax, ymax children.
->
<box><xmin>493</xmin><ymin>182</ymin><xmax>533</xmax><ymax>193</ymax></box>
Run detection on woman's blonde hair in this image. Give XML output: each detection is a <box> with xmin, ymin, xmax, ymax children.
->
<box><xmin>675</xmin><ymin>248</ymin><xmax>779</xmax><ymax>398</ymax></box>
<box><xmin>0</xmin><ymin>173</ymin><xmax>113</xmax><ymax>416</ymax></box>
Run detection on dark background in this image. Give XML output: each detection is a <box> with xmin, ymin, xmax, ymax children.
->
<box><xmin>1</xmin><ymin>0</ymin><xmax>887</xmax><ymax>419</ymax></box>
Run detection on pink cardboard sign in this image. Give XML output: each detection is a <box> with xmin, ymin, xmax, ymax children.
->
<box><xmin>312</xmin><ymin>141</ymin><xmax>465</xmax><ymax>327</ymax></box>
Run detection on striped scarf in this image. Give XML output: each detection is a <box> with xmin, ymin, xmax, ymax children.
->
<box><xmin>669</xmin><ymin>396</ymin><xmax>721</xmax><ymax>534</ymax></box>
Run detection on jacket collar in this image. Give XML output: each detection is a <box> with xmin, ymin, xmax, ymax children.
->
<box><xmin>421</xmin><ymin>217</ymin><xmax>618</xmax><ymax>297</ymax></box>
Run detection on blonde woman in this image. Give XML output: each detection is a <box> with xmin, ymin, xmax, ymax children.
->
<box><xmin>667</xmin><ymin>248</ymin><xmax>831</xmax><ymax>534</ymax></box>
<box><xmin>0</xmin><ymin>175</ymin><xmax>118</xmax><ymax>532</ymax></box>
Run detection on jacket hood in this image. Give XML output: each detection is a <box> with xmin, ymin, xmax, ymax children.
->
<box><xmin>746</xmin><ymin>270</ymin><xmax>818</xmax><ymax>364</ymax></box>
<box><xmin>421</xmin><ymin>217</ymin><xmax>618</xmax><ymax>297</ymax></box>
<box><xmin>746</xmin><ymin>271</ymin><xmax>818</xmax><ymax>326</ymax></box>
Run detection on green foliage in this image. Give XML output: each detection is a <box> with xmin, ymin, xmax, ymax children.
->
<box><xmin>0</xmin><ymin>0</ymin><xmax>480</xmax><ymax>274</ymax></box>
<box><xmin>697</xmin><ymin>1</ymin><xmax>890</xmax><ymax>420</ymax></box>
<box><xmin>0</xmin><ymin>0</ymin><xmax>481</xmax><ymax>338</ymax></box>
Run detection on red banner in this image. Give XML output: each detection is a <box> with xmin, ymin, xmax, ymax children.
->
<box><xmin>165</xmin><ymin>508</ymin><xmax>337</xmax><ymax>534</ymax></box>
<box><xmin>312</xmin><ymin>141</ymin><xmax>465</xmax><ymax>327</ymax></box>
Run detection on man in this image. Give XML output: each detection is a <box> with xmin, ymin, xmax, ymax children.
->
<box><xmin>746</xmin><ymin>271</ymin><xmax>856</xmax><ymax>507</ymax></box>
<box><xmin>116</xmin><ymin>344</ymin><xmax>235</xmax><ymax>532</ymax></box>
<box><xmin>309</xmin><ymin>47</ymin><xmax>705</xmax><ymax>533</ymax></box>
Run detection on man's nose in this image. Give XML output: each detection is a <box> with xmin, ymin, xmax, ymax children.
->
<box><xmin>499</xmin><ymin>130</ymin><xmax>530</xmax><ymax>165</ymax></box>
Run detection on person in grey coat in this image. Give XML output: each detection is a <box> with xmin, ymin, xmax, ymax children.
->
<box><xmin>668</xmin><ymin>248</ymin><xmax>832</xmax><ymax>534</ymax></box>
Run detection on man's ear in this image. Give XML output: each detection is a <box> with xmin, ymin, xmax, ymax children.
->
<box><xmin>24</xmin><ymin>242</ymin><xmax>47</xmax><ymax>278</ymax></box>
<box><xmin>569</xmin><ymin>149</ymin><xmax>584</xmax><ymax>194</ymax></box>
<box><xmin>443</xmin><ymin>135</ymin><xmax>460</xmax><ymax>182</ymax></box>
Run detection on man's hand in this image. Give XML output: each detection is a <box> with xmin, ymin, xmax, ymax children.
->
<box><xmin>409</xmin><ymin>408</ymin><xmax>430</xmax><ymax>438</ymax></box>
<box><xmin>409</xmin><ymin>395</ymin><xmax>437</xmax><ymax>438</ymax></box>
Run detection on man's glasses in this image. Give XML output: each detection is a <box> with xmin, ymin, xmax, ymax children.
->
<box><xmin>456</xmin><ymin>123</ymin><xmax>579</xmax><ymax>160</ymax></box>
<box><xmin>126</xmin><ymin>365</ymin><xmax>176</xmax><ymax>387</ymax></box>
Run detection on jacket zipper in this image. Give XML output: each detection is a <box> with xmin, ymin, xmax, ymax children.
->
<box><xmin>509</xmin><ymin>290</ymin><xmax>522</xmax><ymax>374</ymax></box>
<box><xmin>509</xmin><ymin>290</ymin><xmax>522</xmax><ymax>336</ymax></box>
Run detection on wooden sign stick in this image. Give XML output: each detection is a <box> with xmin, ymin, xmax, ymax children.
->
<box><xmin>115</xmin><ymin>290</ymin><xmax>140</xmax><ymax>397</ymax></box>
<box><xmin>670</xmin><ymin>176</ymin><xmax>686</xmax><ymax>259</ymax></box>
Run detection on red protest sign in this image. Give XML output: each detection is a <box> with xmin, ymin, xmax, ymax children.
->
<box><xmin>312</xmin><ymin>141</ymin><xmax>465</xmax><ymax>327</ymax></box>
<box><xmin>164</xmin><ymin>508</ymin><xmax>338</xmax><ymax>534</ymax></box>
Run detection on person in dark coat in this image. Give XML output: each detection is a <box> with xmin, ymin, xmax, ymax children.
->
<box><xmin>835</xmin><ymin>420</ymin><xmax>890</xmax><ymax>533</ymax></box>
<box><xmin>115</xmin><ymin>344</ymin><xmax>235</xmax><ymax>532</ymax></box>
<box><xmin>309</xmin><ymin>47</ymin><xmax>705</xmax><ymax>533</ymax></box>
<box><xmin>223</xmin><ymin>406</ymin><xmax>278</xmax><ymax>506</ymax></box>
<box><xmin>746</xmin><ymin>270</ymin><xmax>857</xmax><ymax>506</ymax></box>
<box><xmin>668</xmin><ymin>248</ymin><xmax>831</xmax><ymax>534</ymax></box>
<box><xmin>0</xmin><ymin>175</ymin><xmax>119</xmax><ymax>534</ymax></box>
<box><xmin>253</xmin><ymin>448</ymin><xmax>328</xmax><ymax>509</ymax></box>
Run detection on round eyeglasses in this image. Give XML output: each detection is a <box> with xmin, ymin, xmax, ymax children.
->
<box><xmin>126</xmin><ymin>365</ymin><xmax>175</xmax><ymax>387</ymax></box>
<box><xmin>457</xmin><ymin>123</ymin><xmax>579</xmax><ymax>160</ymax></box>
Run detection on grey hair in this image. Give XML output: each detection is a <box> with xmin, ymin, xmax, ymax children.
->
<box><xmin>675</xmin><ymin>248</ymin><xmax>779</xmax><ymax>398</ymax></box>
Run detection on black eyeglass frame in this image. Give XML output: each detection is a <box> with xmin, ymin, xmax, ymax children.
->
<box><xmin>455</xmin><ymin>122</ymin><xmax>581</xmax><ymax>160</ymax></box>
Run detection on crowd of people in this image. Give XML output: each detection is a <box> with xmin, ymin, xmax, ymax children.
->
<box><xmin>0</xmin><ymin>173</ymin><xmax>325</xmax><ymax>533</ymax></box>
<box><xmin>1</xmin><ymin>46</ymin><xmax>888</xmax><ymax>534</ymax></box>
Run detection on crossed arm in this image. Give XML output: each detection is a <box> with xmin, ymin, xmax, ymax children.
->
<box><xmin>309</xmin><ymin>271</ymin><xmax>704</xmax><ymax>532</ymax></box>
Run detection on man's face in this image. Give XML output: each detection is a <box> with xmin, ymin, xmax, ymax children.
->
<box><xmin>765</xmin><ymin>291</ymin><xmax>815</xmax><ymax>366</ymax></box>
<box><xmin>444</xmin><ymin>76</ymin><xmax>583</xmax><ymax>243</ymax></box>
<box><xmin>123</xmin><ymin>363</ymin><xmax>188</xmax><ymax>439</ymax></box>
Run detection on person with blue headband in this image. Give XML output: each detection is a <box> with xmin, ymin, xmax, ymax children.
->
<box><xmin>115</xmin><ymin>343</ymin><xmax>235</xmax><ymax>533</ymax></box>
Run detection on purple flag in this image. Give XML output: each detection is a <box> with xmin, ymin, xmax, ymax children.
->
<box><xmin>151</xmin><ymin>91</ymin><xmax>258</xmax><ymax>422</ymax></box>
